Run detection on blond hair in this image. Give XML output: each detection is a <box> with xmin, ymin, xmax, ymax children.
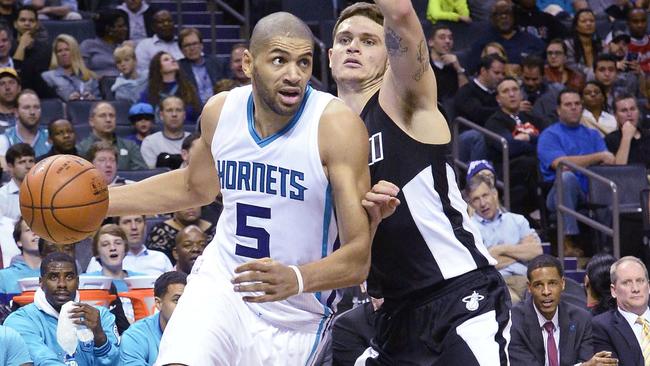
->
<box><xmin>50</xmin><ymin>34</ymin><xmax>97</xmax><ymax>81</ymax></box>
<box><xmin>113</xmin><ymin>43</ymin><xmax>136</xmax><ymax>62</ymax></box>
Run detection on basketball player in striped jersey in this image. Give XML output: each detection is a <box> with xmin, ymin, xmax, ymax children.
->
<box><xmin>107</xmin><ymin>12</ymin><xmax>372</xmax><ymax>365</ymax></box>
<box><xmin>330</xmin><ymin>2</ymin><xmax>512</xmax><ymax>364</ymax></box>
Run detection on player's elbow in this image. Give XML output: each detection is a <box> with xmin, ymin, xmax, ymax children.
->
<box><xmin>383</xmin><ymin>0</ymin><xmax>414</xmax><ymax>21</ymax></box>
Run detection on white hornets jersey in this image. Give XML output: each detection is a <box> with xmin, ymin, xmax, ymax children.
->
<box><xmin>204</xmin><ymin>84</ymin><xmax>338</xmax><ymax>333</ymax></box>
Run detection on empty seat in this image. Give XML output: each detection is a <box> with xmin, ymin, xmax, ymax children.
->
<box><xmin>99</xmin><ymin>76</ymin><xmax>117</xmax><ymax>101</ymax></box>
<box><xmin>117</xmin><ymin>168</ymin><xmax>171</xmax><ymax>182</ymax></box>
<box><xmin>282</xmin><ymin>0</ymin><xmax>336</xmax><ymax>24</ymax></box>
<box><xmin>588</xmin><ymin>164</ymin><xmax>649</xmax><ymax>214</ymax></box>
<box><xmin>41</xmin><ymin>19</ymin><xmax>96</xmax><ymax>45</ymax></box>
<box><xmin>40</xmin><ymin>98</ymin><xmax>66</xmax><ymax>124</ymax></box>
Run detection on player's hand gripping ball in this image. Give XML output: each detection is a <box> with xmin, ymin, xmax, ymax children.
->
<box><xmin>19</xmin><ymin>155</ymin><xmax>109</xmax><ymax>244</ymax></box>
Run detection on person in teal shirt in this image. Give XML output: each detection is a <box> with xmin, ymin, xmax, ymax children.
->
<box><xmin>4</xmin><ymin>253</ymin><xmax>120</xmax><ymax>366</ymax></box>
<box><xmin>120</xmin><ymin>271</ymin><xmax>187</xmax><ymax>365</ymax></box>
<box><xmin>0</xmin><ymin>218</ymin><xmax>43</xmax><ymax>305</ymax></box>
<box><xmin>0</xmin><ymin>324</ymin><xmax>32</xmax><ymax>366</ymax></box>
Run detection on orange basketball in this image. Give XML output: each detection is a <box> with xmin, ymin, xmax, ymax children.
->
<box><xmin>19</xmin><ymin>155</ymin><xmax>109</xmax><ymax>244</ymax></box>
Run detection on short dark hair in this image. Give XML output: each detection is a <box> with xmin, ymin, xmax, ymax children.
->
<box><xmin>429</xmin><ymin>23</ymin><xmax>451</xmax><ymax>40</ymax></box>
<box><xmin>182</xmin><ymin>132</ymin><xmax>200</xmax><ymax>151</ymax></box>
<box><xmin>154</xmin><ymin>271</ymin><xmax>188</xmax><ymax>298</ymax></box>
<box><xmin>593</xmin><ymin>53</ymin><xmax>618</xmax><ymax>71</ymax></box>
<box><xmin>87</xmin><ymin>140</ymin><xmax>118</xmax><ymax>163</ymax></box>
<box><xmin>556</xmin><ymin>88</ymin><xmax>580</xmax><ymax>105</ymax></box>
<box><xmin>94</xmin><ymin>9</ymin><xmax>128</xmax><ymax>38</ymax></box>
<box><xmin>612</xmin><ymin>93</ymin><xmax>636</xmax><ymax>113</ymax></box>
<box><xmin>547</xmin><ymin>38</ymin><xmax>567</xmax><ymax>54</ymax></box>
<box><xmin>0</xmin><ymin>23</ymin><xmax>13</xmax><ymax>42</ymax></box>
<box><xmin>16</xmin><ymin>5</ymin><xmax>38</xmax><ymax>20</ymax></box>
<box><xmin>585</xmin><ymin>253</ymin><xmax>617</xmax><ymax>314</ymax></box>
<box><xmin>13</xmin><ymin>217</ymin><xmax>24</xmax><ymax>244</ymax></box>
<box><xmin>5</xmin><ymin>143</ymin><xmax>35</xmax><ymax>165</ymax></box>
<box><xmin>333</xmin><ymin>2</ymin><xmax>384</xmax><ymax>42</ymax></box>
<box><xmin>479</xmin><ymin>54</ymin><xmax>506</xmax><ymax>72</ymax></box>
<box><xmin>527</xmin><ymin>254</ymin><xmax>563</xmax><ymax>280</ymax></box>
<box><xmin>40</xmin><ymin>252</ymin><xmax>77</xmax><ymax>277</ymax></box>
<box><xmin>47</xmin><ymin>118</ymin><xmax>73</xmax><ymax>136</ymax></box>
<box><xmin>495</xmin><ymin>76</ymin><xmax>519</xmax><ymax>92</ymax></box>
<box><xmin>521</xmin><ymin>55</ymin><xmax>544</xmax><ymax>74</ymax></box>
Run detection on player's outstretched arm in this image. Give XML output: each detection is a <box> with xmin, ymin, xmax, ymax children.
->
<box><xmin>232</xmin><ymin>100</ymin><xmax>371</xmax><ymax>302</ymax></box>
<box><xmin>375</xmin><ymin>0</ymin><xmax>450</xmax><ymax>144</ymax></box>
<box><xmin>107</xmin><ymin>94</ymin><xmax>225</xmax><ymax>217</ymax></box>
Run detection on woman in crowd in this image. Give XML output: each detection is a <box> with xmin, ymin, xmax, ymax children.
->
<box><xmin>481</xmin><ymin>41</ymin><xmax>520</xmax><ymax>77</ymax></box>
<box><xmin>581</xmin><ymin>80</ymin><xmax>617</xmax><ymax>136</ymax></box>
<box><xmin>584</xmin><ymin>253</ymin><xmax>617</xmax><ymax>316</ymax></box>
<box><xmin>565</xmin><ymin>9</ymin><xmax>602</xmax><ymax>76</ymax></box>
<box><xmin>81</xmin><ymin>9</ymin><xmax>130</xmax><ymax>77</ymax></box>
<box><xmin>42</xmin><ymin>34</ymin><xmax>101</xmax><ymax>101</ymax></box>
<box><xmin>139</xmin><ymin>51</ymin><xmax>201</xmax><ymax>123</ymax></box>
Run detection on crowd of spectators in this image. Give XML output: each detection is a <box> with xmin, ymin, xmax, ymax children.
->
<box><xmin>0</xmin><ymin>0</ymin><xmax>648</xmax><ymax>364</ymax></box>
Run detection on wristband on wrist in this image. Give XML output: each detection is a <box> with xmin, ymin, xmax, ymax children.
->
<box><xmin>288</xmin><ymin>265</ymin><xmax>304</xmax><ymax>295</ymax></box>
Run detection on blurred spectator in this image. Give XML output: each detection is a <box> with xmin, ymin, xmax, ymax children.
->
<box><xmin>37</xmin><ymin>118</ymin><xmax>77</xmax><ymax>161</ymax></box>
<box><xmin>42</xmin><ymin>34</ymin><xmax>100</xmax><ymax>102</ymax></box>
<box><xmin>140</xmin><ymin>51</ymin><xmax>200</xmax><ymax>123</ymax></box>
<box><xmin>212</xmin><ymin>78</ymin><xmax>236</xmax><ymax>94</ymax></box>
<box><xmin>12</xmin><ymin>5</ymin><xmax>54</xmax><ymax>99</ymax></box>
<box><xmin>84</xmin><ymin>224</ymin><xmax>143</xmax><ymax>292</ymax></box>
<box><xmin>0</xmin><ymin>144</ymin><xmax>33</xmax><ymax>221</ymax></box>
<box><xmin>80</xmin><ymin>9</ymin><xmax>129</xmax><ymax>78</ymax></box>
<box><xmin>592</xmin><ymin>257</ymin><xmax>649</xmax><ymax>365</ymax></box>
<box><xmin>425</xmin><ymin>0</ymin><xmax>472</xmax><ymax>24</ymax></box>
<box><xmin>180</xmin><ymin>132</ymin><xmax>199</xmax><ymax>166</ymax></box>
<box><xmin>480</xmin><ymin>41</ymin><xmax>521</xmax><ymax>77</ymax></box>
<box><xmin>509</xmin><ymin>254</ymin><xmax>602</xmax><ymax>365</ymax></box>
<box><xmin>627</xmin><ymin>8</ymin><xmax>650</xmax><ymax>73</ymax></box>
<box><xmin>0</xmin><ymin>0</ymin><xmax>19</xmax><ymax>28</ymax></box>
<box><xmin>228</xmin><ymin>43</ymin><xmax>250</xmax><ymax>86</ymax></box>
<box><xmin>520</xmin><ymin>55</ymin><xmax>563</xmax><ymax>125</ymax></box>
<box><xmin>0</xmin><ymin>324</ymin><xmax>31</xmax><ymax>365</ymax></box>
<box><xmin>466</xmin><ymin>159</ymin><xmax>497</xmax><ymax>185</ymax></box>
<box><xmin>0</xmin><ymin>218</ymin><xmax>40</xmax><ymax>303</ymax></box>
<box><xmin>0</xmin><ymin>67</ymin><xmax>20</xmax><ymax>133</ymax></box>
<box><xmin>467</xmin><ymin>174</ymin><xmax>542</xmax><ymax>303</ymax></box>
<box><xmin>23</xmin><ymin>0</ymin><xmax>81</xmax><ymax>20</ymax></box>
<box><xmin>592</xmin><ymin>53</ymin><xmax>642</xmax><ymax>108</ymax></box>
<box><xmin>584</xmin><ymin>253</ymin><xmax>616</xmax><ymax>316</ymax></box>
<box><xmin>514</xmin><ymin>0</ymin><xmax>568</xmax><ymax>43</ymax></box>
<box><xmin>88</xmin><ymin>140</ymin><xmax>120</xmax><ymax>186</ymax></box>
<box><xmin>605</xmin><ymin>0</ymin><xmax>634</xmax><ymax>20</ymax></box>
<box><xmin>141</xmin><ymin>95</ymin><xmax>189</xmax><ymax>169</ymax></box>
<box><xmin>537</xmin><ymin>89</ymin><xmax>614</xmax><ymax>253</ymax></box>
<box><xmin>117</xmin><ymin>0</ymin><xmax>156</xmax><ymax>42</ymax></box>
<box><xmin>0</xmin><ymin>90</ymin><xmax>49</xmax><ymax>167</ymax></box>
<box><xmin>134</xmin><ymin>9</ymin><xmax>182</xmax><ymax>75</ymax></box>
<box><xmin>146</xmin><ymin>206</ymin><xmax>215</xmax><ymax>264</ymax></box>
<box><xmin>173</xmin><ymin>225</ymin><xmax>206</xmax><ymax>274</ymax></box>
<box><xmin>565</xmin><ymin>9</ymin><xmax>602</xmax><ymax>76</ymax></box>
<box><xmin>454</xmin><ymin>54</ymin><xmax>505</xmax><ymax>162</ymax></box>
<box><xmin>124</xmin><ymin>102</ymin><xmax>154</xmax><ymax>146</ymax></box>
<box><xmin>581</xmin><ymin>80</ymin><xmax>617</xmax><ymax>136</ymax></box>
<box><xmin>467</xmin><ymin>0</ymin><xmax>545</xmax><ymax>74</ymax></box>
<box><xmin>119</xmin><ymin>271</ymin><xmax>186</xmax><ymax>364</ymax></box>
<box><xmin>537</xmin><ymin>0</ymin><xmax>578</xmax><ymax>15</ymax></box>
<box><xmin>467</xmin><ymin>0</ymin><xmax>497</xmax><ymax>21</ymax></box>
<box><xmin>427</xmin><ymin>24</ymin><xmax>469</xmax><ymax>101</ymax></box>
<box><xmin>111</xmin><ymin>43</ymin><xmax>147</xmax><ymax>104</ymax></box>
<box><xmin>606</xmin><ymin>94</ymin><xmax>650</xmax><ymax>167</ymax></box>
<box><xmin>178</xmin><ymin>27</ymin><xmax>227</xmax><ymax>105</ymax></box>
<box><xmin>77</xmin><ymin>101</ymin><xmax>147</xmax><ymax>170</ymax></box>
<box><xmin>486</xmin><ymin>77</ymin><xmax>544</xmax><ymax>213</ymax></box>
<box><xmin>4</xmin><ymin>252</ymin><xmax>120</xmax><ymax>365</ymax></box>
<box><xmin>0</xmin><ymin>24</ymin><xmax>14</xmax><ymax>70</ymax></box>
<box><xmin>119</xmin><ymin>215</ymin><xmax>172</xmax><ymax>275</ymax></box>
<box><xmin>544</xmin><ymin>38</ymin><xmax>586</xmax><ymax>92</ymax></box>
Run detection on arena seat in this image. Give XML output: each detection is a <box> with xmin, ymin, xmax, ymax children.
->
<box><xmin>99</xmin><ymin>76</ymin><xmax>117</xmax><ymax>101</ymax></box>
<box><xmin>282</xmin><ymin>0</ymin><xmax>336</xmax><ymax>25</ymax></box>
<box><xmin>41</xmin><ymin>19</ymin><xmax>96</xmax><ymax>45</ymax></box>
<box><xmin>588</xmin><ymin>164</ymin><xmax>648</xmax><ymax>214</ymax></box>
<box><xmin>40</xmin><ymin>98</ymin><xmax>66</xmax><ymax>124</ymax></box>
<box><xmin>117</xmin><ymin>168</ymin><xmax>171</xmax><ymax>182</ymax></box>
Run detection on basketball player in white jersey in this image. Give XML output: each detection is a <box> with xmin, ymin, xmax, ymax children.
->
<box><xmin>107</xmin><ymin>12</ymin><xmax>372</xmax><ymax>365</ymax></box>
<box><xmin>330</xmin><ymin>1</ymin><xmax>511</xmax><ymax>365</ymax></box>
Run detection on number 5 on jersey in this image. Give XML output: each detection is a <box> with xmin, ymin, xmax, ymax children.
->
<box><xmin>236</xmin><ymin>203</ymin><xmax>271</xmax><ymax>258</ymax></box>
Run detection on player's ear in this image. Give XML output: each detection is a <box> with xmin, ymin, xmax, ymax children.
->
<box><xmin>243</xmin><ymin>49</ymin><xmax>253</xmax><ymax>78</ymax></box>
<box><xmin>154</xmin><ymin>296</ymin><xmax>162</xmax><ymax>311</ymax></box>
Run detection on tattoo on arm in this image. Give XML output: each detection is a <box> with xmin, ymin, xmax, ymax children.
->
<box><xmin>412</xmin><ymin>39</ymin><xmax>428</xmax><ymax>81</ymax></box>
<box><xmin>385</xmin><ymin>27</ymin><xmax>408</xmax><ymax>57</ymax></box>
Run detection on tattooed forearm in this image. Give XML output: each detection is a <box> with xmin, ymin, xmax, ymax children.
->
<box><xmin>385</xmin><ymin>27</ymin><xmax>408</xmax><ymax>57</ymax></box>
<box><xmin>412</xmin><ymin>39</ymin><xmax>428</xmax><ymax>81</ymax></box>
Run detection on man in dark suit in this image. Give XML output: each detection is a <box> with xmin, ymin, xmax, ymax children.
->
<box><xmin>509</xmin><ymin>254</ymin><xmax>617</xmax><ymax>365</ymax></box>
<box><xmin>593</xmin><ymin>256</ymin><xmax>650</xmax><ymax>366</ymax></box>
<box><xmin>177</xmin><ymin>27</ymin><xmax>227</xmax><ymax>105</ymax></box>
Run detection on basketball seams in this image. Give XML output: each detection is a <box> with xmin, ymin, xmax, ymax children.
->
<box><xmin>49</xmin><ymin>166</ymin><xmax>95</xmax><ymax>205</ymax></box>
<box><xmin>21</xmin><ymin>196</ymin><xmax>109</xmax><ymax>210</ymax></box>
<box><xmin>39</xmin><ymin>155</ymin><xmax>64</xmax><ymax>242</ymax></box>
<box><xmin>24</xmin><ymin>171</ymin><xmax>35</xmax><ymax>228</ymax></box>
<box><xmin>50</xmin><ymin>202</ymin><xmax>106</xmax><ymax>234</ymax></box>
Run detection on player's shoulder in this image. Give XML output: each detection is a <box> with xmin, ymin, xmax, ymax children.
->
<box><xmin>320</xmin><ymin>98</ymin><xmax>363</xmax><ymax>126</ymax></box>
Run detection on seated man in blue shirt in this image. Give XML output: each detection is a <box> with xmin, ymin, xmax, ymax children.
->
<box><xmin>120</xmin><ymin>270</ymin><xmax>187</xmax><ymax>365</ymax></box>
<box><xmin>537</xmin><ymin>89</ymin><xmax>614</xmax><ymax>256</ymax></box>
<box><xmin>0</xmin><ymin>217</ymin><xmax>41</xmax><ymax>305</ymax></box>
<box><xmin>4</xmin><ymin>252</ymin><xmax>120</xmax><ymax>366</ymax></box>
<box><xmin>0</xmin><ymin>324</ymin><xmax>32</xmax><ymax>366</ymax></box>
<box><xmin>467</xmin><ymin>174</ymin><xmax>542</xmax><ymax>303</ymax></box>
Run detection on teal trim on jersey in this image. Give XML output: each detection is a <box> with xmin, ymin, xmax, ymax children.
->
<box><xmin>315</xmin><ymin>183</ymin><xmax>333</xmax><ymax>314</ymax></box>
<box><xmin>305</xmin><ymin>315</ymin><xmax>328</xmax><ymax>366</ymax></box>
<box><xmin>246</xmin><ymin>85</ymin><xmax>313</xmax><ymax>148</ymax></box>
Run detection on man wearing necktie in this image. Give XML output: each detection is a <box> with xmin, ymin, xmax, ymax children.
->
<box><xmin>594</xmin><ymin>256</ymin><xmax>650</xmax><ymax>365</ymax></box>
<box><xmin>510</xmin><ymin>254</ymin><xmax>618</xmax><ymax>365</ymax></box>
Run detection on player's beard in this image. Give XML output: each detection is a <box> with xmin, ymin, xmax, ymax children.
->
<box><xmin>252</xmin><ymin>68</ymin><xmax>302</xmax><ymax>117</ymax></box>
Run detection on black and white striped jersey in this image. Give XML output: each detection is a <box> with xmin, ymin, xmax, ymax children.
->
<box><xmin>361</xmin><ymin>92</ymin><xmax>496</xmax><ymax>299</ymax></box>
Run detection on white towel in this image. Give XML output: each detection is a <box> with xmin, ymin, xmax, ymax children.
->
<box><xmin>33</xmin><ymin>288</ymin><xmax>91</xmax><ymax>355</ymax></box>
